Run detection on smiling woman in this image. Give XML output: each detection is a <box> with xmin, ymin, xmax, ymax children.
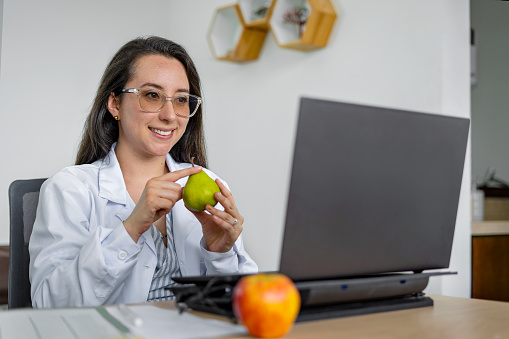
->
<box><xmin>75</xmin><ymin>37</ymin><xmax>207</xmax><ymax>168</ymax></box>
<box><xmin>27</xmin><ymin>36</ymin><xmax>258</xmax><ymax>308</ymax></box>
<box><xmin>108</xmin><ymin>55</ymin><xmax>193</xmax><ymax>164</ymax></box>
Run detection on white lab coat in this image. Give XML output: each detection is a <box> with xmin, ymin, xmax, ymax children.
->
<box><xmin>29</xmin><ymin>146</ymin><xmax>258</xmax><ymax>308</ymax></box>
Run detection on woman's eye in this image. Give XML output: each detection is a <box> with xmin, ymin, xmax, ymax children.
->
<box><xmin>143</xmin><ymin>91</ymin><xmax>161</xmax><ymax>100</ymax></box>
<box><xmin>176</xmin><ymin>96</ymin><xmax>189</xmax><ymax>104</ymax></box>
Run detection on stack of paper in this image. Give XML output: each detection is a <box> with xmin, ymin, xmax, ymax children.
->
<box><xmin>0</xmin><ymin>304</ymin><xmax>246</xmax><ymax>339</ymax></box>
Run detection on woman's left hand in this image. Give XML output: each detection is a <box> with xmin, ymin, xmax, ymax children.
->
<box><xmin>188</xmin><ymin>179</ymin><xmax>244</xmax><ymax>253</ymax></box>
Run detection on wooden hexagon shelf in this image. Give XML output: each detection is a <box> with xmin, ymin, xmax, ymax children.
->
<box><xmin>270</xmin><ymin>0</ymin><xmax>337</xmax><ymax>51</ymax></box>
<box><xmin>238</xmin><ymin>0</ymin><xmax>276</xmax><ymax>29</ymax></box>
<box><xmin>207</xmin><ymin>4</ymin><xmax>268</xmax><ymax>62</ymax></box>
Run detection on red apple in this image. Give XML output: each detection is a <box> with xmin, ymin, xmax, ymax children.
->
<box><xmin>232</xmin><ymin>273</ymin><xmax>301</xmax><ymax>338</ymax></box>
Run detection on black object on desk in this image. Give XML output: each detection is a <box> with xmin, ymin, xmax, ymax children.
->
<box><xmin>169</xmin><ymin>272</ymin><xmax>446</xmax><ymax>323</ymax></box>
<box><xmin>169</xmin><ymin>275</ymin><xmax>243</xmax><ymax>321</ymax></box>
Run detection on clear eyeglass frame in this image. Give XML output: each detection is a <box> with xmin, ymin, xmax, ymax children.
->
<box><xmin>120</xmin><ymin>88</ymin><xmax>202</xmax><ymax>117</ymax></box>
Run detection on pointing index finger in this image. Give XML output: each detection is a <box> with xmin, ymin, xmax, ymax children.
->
<box><xmin>165</xmin><ymin>166</ymin><xmax>202</xmax><ymax>182</ymax></box>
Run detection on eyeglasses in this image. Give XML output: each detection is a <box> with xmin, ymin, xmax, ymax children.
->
<box><xmin>120</xmin><ymin>88</ymin><xmax>202</xmax><ymax>117</ymax></box>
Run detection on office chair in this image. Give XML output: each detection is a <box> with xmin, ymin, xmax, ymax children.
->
<box><xmin>8</xmin><ymin>178</ymin><xmax>47</xmax><ymax>309</ymax></box>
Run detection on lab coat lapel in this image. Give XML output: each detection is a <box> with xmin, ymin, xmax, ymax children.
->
<box><xmin>98</xmin><ymin>145</ymin><xmax>156</xmax><ymax>255</ymax></box>
<box><xmin>97</xmin><ymin>146</ymin><xmax>127</xmax><ymax>205</ymax></box>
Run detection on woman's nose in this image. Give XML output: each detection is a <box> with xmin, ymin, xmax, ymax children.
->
<box><xmin>159</xmin><ymin>100</ymin><xmax>177</xmax><ymax>121</ymax></box>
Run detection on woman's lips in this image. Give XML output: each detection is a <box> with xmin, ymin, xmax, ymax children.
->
<box><xmin>149</xmin><ymin>127</ymin><xmax>174</xmax><ymax>136</ymax></box>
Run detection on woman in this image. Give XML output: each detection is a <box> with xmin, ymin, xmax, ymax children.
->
<box><xmin>29</xmin><ymin>36</ymin><xmax>258</xmax><ymax>308</ymax></box>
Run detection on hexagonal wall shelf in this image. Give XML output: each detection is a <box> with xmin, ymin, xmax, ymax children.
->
<box><xmin>270</xmin><ymin>0</ymin><xmax>337</xmax><ymax>51</ymax></box>
<box><xmin>207</xmin><ymin>4</ymin><xmax>268</xmax><ymax>62</ymax></box>
<box><xmin>238</xmin><ymin>0</ymin><xmax>276</xmax><ymax>29</ymax></box>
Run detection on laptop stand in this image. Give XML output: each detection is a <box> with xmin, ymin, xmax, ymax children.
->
<box><xmin>296</xmin><ymin>293</ymin><xmax>433</xmax><ymax>322</ymax></box>
<box><xmin>169</xmin><ymin>275</ymin><xmax>436</xmax><ymax>323</ymax></box>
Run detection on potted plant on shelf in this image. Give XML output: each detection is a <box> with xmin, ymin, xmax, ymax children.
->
<box><xmin>283</xmin><ymin>6</ymin><xmax>309</xmax><ymax>38</ymax></box>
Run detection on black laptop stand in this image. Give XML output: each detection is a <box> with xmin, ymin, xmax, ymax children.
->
<box><xmin>296</xmin><ymin>293</ymin><xmax>432</xmax><ymax>322</ymax></box>
<box><xmin>169</xmin><ymin>273</ymin><xmax>440</xmax><ymax>323</ymax></box>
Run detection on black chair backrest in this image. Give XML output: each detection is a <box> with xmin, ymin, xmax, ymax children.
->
<box><xmin>8</xmin><ymin>178</ymin><xmax>47</xmax><ymax>309</ymax></box>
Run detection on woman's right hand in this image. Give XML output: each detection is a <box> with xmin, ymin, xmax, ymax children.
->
<box><xmin>123</xmin><ymin>166</ymin><xmax>202</xmax><ymax>242</ymax></box>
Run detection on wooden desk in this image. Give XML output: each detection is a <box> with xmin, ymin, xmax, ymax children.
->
<box><xmin>158</xmin><ymin>295</ymin><xmax>509</xmax><ymax>338</ymax></box>
<box><xmin>472</xmin><ymin>220</ymin><xmax>509</xmax><ymax>236</ymax></box>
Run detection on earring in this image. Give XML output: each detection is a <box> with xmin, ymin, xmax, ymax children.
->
<box><xmin>114</xmin><ymin>116</ymin><xmax>119</xmax><ymax>120</ymax></box>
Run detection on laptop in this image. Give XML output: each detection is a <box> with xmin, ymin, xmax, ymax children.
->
<box><xmin>172</xmin><ymin>97</ymin><xmax>470</xmax><ymax>319</ymax></box>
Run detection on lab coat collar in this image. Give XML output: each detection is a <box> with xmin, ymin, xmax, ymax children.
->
<box><xmin>165</xmin><ymin>153</ymin><xmax>192</xmax><ymax>184</ymax></box>
<box><xmin>98</xmin><ymin>145</ymin><xmax>192</xmax><ymax>205</ymax></box>
<box><xmin>98</xmin><ymin>143</ymin><xmax>127</xmax><ymax>205</ymax></box>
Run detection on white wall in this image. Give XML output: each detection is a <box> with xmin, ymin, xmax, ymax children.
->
<box><xmin>0</xmin><ymin>0</ymin><xmax>3</xmax><ymax>74</ymax></box>
<box><xmin>0</xmin><ymin>0</ymin><xmax>471</xmax><ymax>297</ymax></box>
<box><xmin>0</xmin><ymin>0</ymin><xmax>171</xmax><ymax>238</ymax></box>
<box><xmin>439</xmin><ymin>1</ymin><xmax>471</xmax><ymax>298</ymax></box>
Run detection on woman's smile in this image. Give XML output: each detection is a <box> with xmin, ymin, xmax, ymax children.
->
<box><xmin>149</xmin><ymin>127</ymin><xmax>175</xmax><ymax>137</ymax></box>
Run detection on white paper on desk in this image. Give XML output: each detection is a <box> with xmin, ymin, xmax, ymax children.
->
<box><xmin>0</xmin><ymin>308</ymin><xmax>122</xmax><ymax>339</ymax></box>
<box><xmin>108</xmin><ymin>304</ymin><xmax>247</xmax><ymax>339</ymax></box>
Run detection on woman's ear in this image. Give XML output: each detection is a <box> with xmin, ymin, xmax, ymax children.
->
<box><xmin>107</xmin><ymin>92</ymin><xmax>120</xmax><ymax>118</ymax></box>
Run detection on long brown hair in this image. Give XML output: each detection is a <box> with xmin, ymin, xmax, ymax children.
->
<box><xmin>76</xmin><ymin>36</ymin><xmax>207</xmax><ymax>167</ymax></box>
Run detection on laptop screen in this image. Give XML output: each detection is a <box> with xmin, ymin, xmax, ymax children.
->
<box><xmin>280</xmin><ymin>98</ymin><xmax>470</xmax><ymax>281</ymax></box>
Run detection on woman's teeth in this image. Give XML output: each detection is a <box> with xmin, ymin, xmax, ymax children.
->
<box><xmin>150</xmin><ymin>127</ymin><xmax>172</xmax><ymax>136</ymax></box>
